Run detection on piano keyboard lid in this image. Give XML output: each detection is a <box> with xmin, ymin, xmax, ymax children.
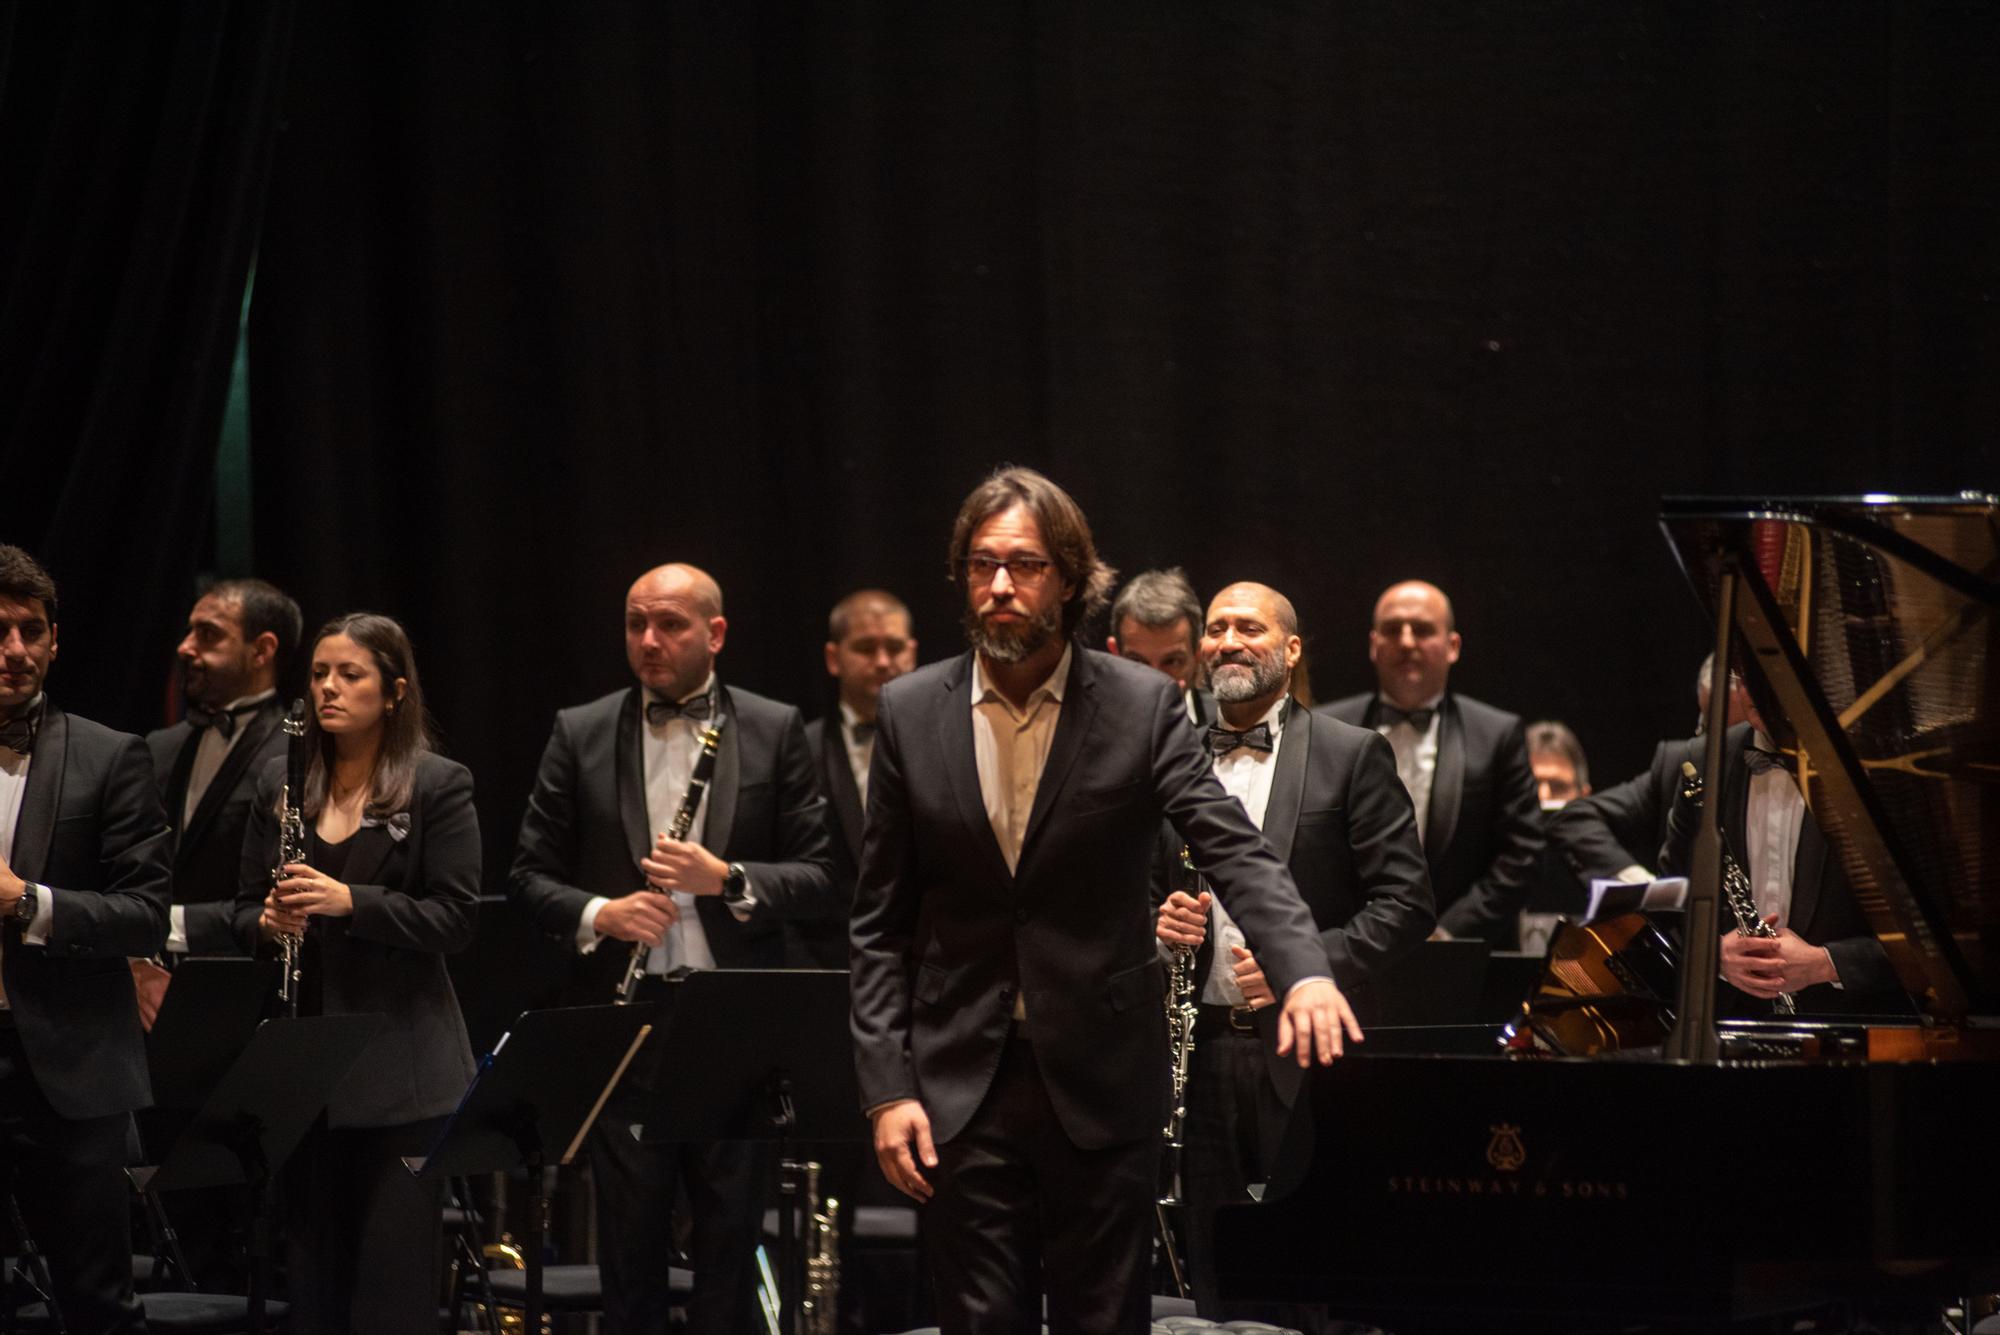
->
<box><xmin>1660</xmin><ymin>493</ymin><xmax>2000</xmax><ymax>1023</ymax></box>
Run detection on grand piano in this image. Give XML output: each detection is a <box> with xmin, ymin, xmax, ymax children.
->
<box><xmin>1214</xmin><ymin>494</ymin><xmax>2000</xmax><ymax>1330</ymax></box>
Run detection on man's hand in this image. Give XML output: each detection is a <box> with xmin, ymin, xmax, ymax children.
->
<box><xmin>0</xmin><ymin>851</ymin><xmax>23</xmax><ymax>911</ymax></box>
<box><xmin>1274</xmin><ymin>977</ymin><xmax>1363</xmax><ymax>1067</ymax></box>
<box><xmin>1155</xmin><ymin>890</ymin><xmax>1209</xmax><ymax>950</ymax></box>
<box><xmin>274</xmin><ymin>862</ymin><xmax>354</xmax><ymax>919</ymax></box>
<box><xmin>131</xmin><ymin>958</ymin><xmax>171</xmax><ymax>1031</ymax></box>
<box><xmin>1229</xmin><ymin>945</ymin><xmax>1274</xmax><ymax>1009</ymax></box>
<box><xmin>594</xmin><ymin>891</ymin><xmax>680</xmax><ymax>948</ymax></box>
<box><xmin>641</xmin><ymin>835</ymin><xmax>728</xmax><ymax>897</ymax></box>
<box><xmin>870</xmin><ymin>1099</ymin><xmax>936</xmax><ymax>1203</ymax></box>
<box><xmin>1720</xmin><ymin>915</ymin><xmax>1836</xmax><ymax>997</ymax></box>
<box><xmin>1428</xmin><ymin>925</ymin><xmax>1456</xmax><ymax>943</ymax></box>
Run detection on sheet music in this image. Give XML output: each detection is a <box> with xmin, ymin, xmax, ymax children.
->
<box><xmin>1584</xmin><ymin>876</ymin><xmax>1688</xmax><ymax>924</ymax></box>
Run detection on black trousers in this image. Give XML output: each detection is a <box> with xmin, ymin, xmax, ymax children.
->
<box><xmin>0</xmin><ymin>1025</ymin><xmax>147</xmax><ymax>1335</ymax></box>
<box><xmin>589</xmin><ymin>1073</ymin><xmax>773</xmax><ymax>1335</ymax></box>
<box><xmin>281</xmin><ymin>1116</ymin><xmax>445</xmax><ymax>1335</ymax></box>
<box><xmin>925</xmin><ymin>1030</ymin><xmax>1159</xmax><ymax>1335</ymax></box>
<box><xmin>1181</xmin><ymin>1018</ymin><xmax>1269</xmax><ymax>1320</ymax></box>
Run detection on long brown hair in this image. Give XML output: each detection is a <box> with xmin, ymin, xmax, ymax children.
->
<box><xmin>946</xmin><ymin>466</ymin><xmax>1116</xmax><ymax>639</ymax></box>
<box><xmin>300</xmin><ymin>612</ymin><xmax>434</xmax><ymax>820</ymax></box>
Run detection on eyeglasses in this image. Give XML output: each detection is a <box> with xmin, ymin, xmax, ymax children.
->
<box><xmin>965</xmin><ymin>555</ymin><xmax>1055</xmax><ymax>586</ymax></box>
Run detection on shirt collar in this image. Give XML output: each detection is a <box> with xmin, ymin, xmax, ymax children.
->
<box><xmin>972</xmin><ymin>642</ymin><xmax>1073</xmax><ymax>710</ymax></box>
<box><xmin>1379</xmin><ymin>689</ymin><xmax>1445</xmax><ymax>714</ymax></box>
<box><xmin>838</xmin><ymin>700</ymin><xmax>871</xmax><ymax>734</ymax></box>
<box><xmin>1215</xmin><ymin>694</ymin><xmax>1288</xmax><ymax>745</ymax></box>
<box><xmin>224</xmin><ymin>688</ymin><xmax>278</xmax><ymax>712</ymax></box>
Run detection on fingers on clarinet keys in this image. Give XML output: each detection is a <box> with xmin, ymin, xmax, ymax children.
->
<box><xmin>600</xmin><ymin>891</ymin><xmax>678</xmax><ymax>947</ymax></box>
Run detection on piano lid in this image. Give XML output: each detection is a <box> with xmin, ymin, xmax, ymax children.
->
<box><xmin>1660</xmin><ymin>493</ymin><xmax>2000</xmax><ymax>1021</ymax></box>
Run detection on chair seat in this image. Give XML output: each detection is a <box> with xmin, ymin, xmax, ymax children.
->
<box><xmin>483</xmin><ymin>1262</ymin><xmax>693</xmax><ymax>1312</ymax></box>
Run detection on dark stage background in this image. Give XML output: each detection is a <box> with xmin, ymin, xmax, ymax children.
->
<box><xmin>10</xmin><ymin>2</ymin><xmax>1997</xmax><ymax>892</ymax></box>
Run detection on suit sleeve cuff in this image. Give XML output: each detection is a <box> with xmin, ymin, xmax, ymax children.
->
<box><xmin>725</xmin><ymin>878</ymin><xmax>758</xmax><ymax>923</ymax></box>
<box><xmin>166</xmin><ymin>903</ymin><xmax>189</xmax><ymax>954</ymax></box>
<box><xmin>1283</xmin><ymin>974</ymin><xmax>1334</xmax><ymax>999</ymax></box>
<box><xmin>578</xmin><ymin>896</ymin><xmax>610</xmax><ymax>953</ymax></box>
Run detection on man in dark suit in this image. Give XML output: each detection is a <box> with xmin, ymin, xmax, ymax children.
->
<box><xmin>796</xmin><ymin>588</ymin><xmax>918</xmax><ymax>969</ymax></box>
<box><xmin>1107</xmin><ymin>566</ymin><xmax>1216</xmax><ymax>729</ymax></box>
<box><xmin>510</xmin><ymin>562</ymin><xmax>833</xmax><ymax>1335</ymax></box>
<box><xmin>0</xmin><ymin>545</ymin><xmax>172</xmax><ymax>1335</ymax></box>
<box><xmin>132</xmin><ymin>581</ymin><xmax>302</xmax><ymax>1013</ymax></box>
<box><xmin>1551</xmin><ymin>714</ymin><xmax>1904</xmax><ymax>1016</ymax></box>
<box><xmin>851</xmin><ymin>469</ymin><xmax>1358</xmax><ymax>1335</ymax></box>
<box><xmin>1317</xmin><ymin>580</ymin><xmax>1542</xmax><ymax>947</ymax></box>
<box><xmin>1153</xmin><ymin>581</ymin><xmax>1433</xmax><ymax>1315</ymax></box>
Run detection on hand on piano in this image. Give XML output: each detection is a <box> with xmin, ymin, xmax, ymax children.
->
<box><xmin>1720</xmin><ymin>914</ymin><xmax>1839</xmax><ymax>997</ymax></box>
<box><xmin>1157</xmin><ymin>890</ymin><xmax>1210</xmax><ymax>949</ymax></box>
<box><xmin>1276</xmin><ymin>978</ymin><xmax>1363</xmax><ymax>1067</ymax></box>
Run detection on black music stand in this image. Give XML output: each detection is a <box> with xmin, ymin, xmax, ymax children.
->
<box><xmin>134</xmin><ymin>1013</ymin><xmax>385</xmax><ymax>1332</ymax></box>
<box><xmin>632</xmin><ymin>969</ymin><xmax>865</xmax><ymax>1335</ymax></box>
<box><xmin>144</xmin><ymin>957</ymin><xmax>280</xmax><ymax>1110</ymax></box>
<box><xmin>402</xmin><ymin>1004</ymin><xmax>658</xmax><ymax>1335</ymax></box>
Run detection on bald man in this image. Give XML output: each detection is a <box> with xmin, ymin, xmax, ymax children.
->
<box><xmin>509</xmin><ymin>562</ymin><xmax>833</xmax><ymax>1335</ymax></box>
<box><xmin>1316</xmin><ymin>581</ymin><xmax>1542</xmax><ymax>947</ymax></box>
<box><xmin>1154</xmin><ymin>582</ymin><xmax>1433</xmax><ymax>1313</ymax></box>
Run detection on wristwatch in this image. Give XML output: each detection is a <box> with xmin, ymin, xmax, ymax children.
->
<box><xmin>719</xmin><ymin>862</ymin><xmax>752</xmax><ymax>910</ymax></box>
<box><xmin>13</xmin><ymin>882</ymin><xmax>40</xmax><ymax>924</ymax></box>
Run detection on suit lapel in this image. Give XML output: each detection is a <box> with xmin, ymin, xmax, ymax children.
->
<box><xmin>1017</xmin><ymin>649</ymin><xmax>1097</xmax><ymax>870</ymax></box>
<box><xmin>613</xmin><ymin>688</ymin><xmax>650</xmax><ymax>873</ymax></box>
<box><xmin>823</xmin><ymin>723</ymin><xmax>865</xmax><ymax>861</ymax></box>
<box><xmin>163</xmin><ymin>726</ymin><xmax>199</xmax><ymax>846</ymax></box>
<box><xmin>1262</xmin><ymin>698</ymin><xmax>1308</xmax><ymax>864</ymax></box>
<box><xmin>11</xmin><ymin>709</ymin><xmax>64</xmax><ymax>883</ymax></box>
<box><xmin>937</xmin><ymin>654</ymin><xmax>1014</xmax><ymax>887</ymax></box>
<box><xmin>1425</xmin><ymin>697</ymin><xmax>1465</xmax><ymax>864</ymax></box>
<box><xmin>703</xmin><ymin>686</ymin><xmax>741</xmax><ymax>858</ymax></box>
<box><xmin>342</xmin><ymin>820</ymin><xmax>401</xmax><ymax>890</ymax></box>
<box><xmin>183</xmin><ymin>704</ymin><xmax>281</xmax><ymax>854</ymax></box>
<box><xmin>1722</xmin><ymin>727</ymin><xmax>1752</xmax><ymax>865</ymax></box>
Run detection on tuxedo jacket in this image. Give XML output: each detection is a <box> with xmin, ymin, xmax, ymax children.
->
<box><xmin>1160</xmin><ymin>700</ymin><xmax>1435</xmax><ymax>1125</ymax></box>
<box><xmin>850</xmin><ymin>648</ymin><xmax>1329</xmax><ymax>1152</ymax></box>
<box><xmin>146</xmin><ymin>697</ymin><xmax>287</xmax><ymax>955</ymax></box>
<box><xmin>232</xmin><ymin>751</ymin><xmax>481</xmax><ymax>1126</ymax></box>
<box><xmin>1553</xmin><ymin>724</ymin><xmax>1904</xmax><ymax>1016</ymax></box>
<box><xmin>796</xmin><ymin>714</ymin><xmax>863</xmax><ymax>970</ymax></box>
<box><xmin>1317</xmin><ymin>691</ymin><xmax>1543</xmax><ymax>946</ymax></box>
<box><xmin>2</xmin><ymin>705</ymin><xmax>172</xmax><ymax>1120</ymax></box>
<box><xmin>508</xmin><ymin>683</ymin><xmax>834</xmax><ymax>993</ymax></box>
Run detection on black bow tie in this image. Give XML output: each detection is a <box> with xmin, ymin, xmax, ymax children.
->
<box><xmin>1206</xmin><ymin>722</ymin><xmax>1274</xmax><ymax>757</ymax></box>
<box><xmin>848</xmin><ymin>719</ymin><xmax>876</xmax><ymax>744</ymax></box>
<box><xmin>187</xmin><ymin>701</ymin><xmax>261</xmax><ymax>740</ymax></box>
<box><xmin>647</xmin><ymin>694</ymin><xmax>714</xmax><ymax>727</ymax></box>
<box><xmin>0</xmin><ymin>710</ymin><xmax>38</xmax><ymax>755</ymax></box>
<box><xmin>1380</xmin><ymin>702</ymin><xmax>1436</xmax><ymax>733</ymax></box>
<box><xmin>1744</xmin><ymin>746</ymin><xmax>1796</xmax><ymax>776</ymax></box>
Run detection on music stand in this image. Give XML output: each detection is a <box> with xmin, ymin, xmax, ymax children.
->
<box><xmin>145</xmin><ymin>957</ymin><xmax>280</xmax><ymax>1109</ymax></box>
<box><xmin>632</xmin><ymin>969</ymin><xmax>865</xmax><ymax>1335</ymax></box>
<box><xmin>402</xmin><ymin>1004</ymin><xmax>658</xmax><ymax>1335</ymax></box>
<box><xmin>133</xmin><ymin>1013</ymin><xmax>385</xmax><ymax>1332</ymax></box>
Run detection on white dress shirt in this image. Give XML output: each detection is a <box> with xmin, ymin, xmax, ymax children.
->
<box><xmin>972</xmin><ymin>644</ymin><xmax>1070</xmax><ymax>1020</ymax></box>
<box><xmin>1375</xmin><ymin>694</ymin><xmax>1443</xmax><ymax>844</ymax></box>
<box><xmin>1201</xmin><ymin>697</ymin><xmax>1286</xmax><ymax>1005</ymax></box>
<box><xmin>578</xmin><ymin>675</ymin><xmax>747</xmax><ymax>974</ymax></box>
<box><xmin>1744</xmin><ymin>731</ymin><xmax>1805</xmax><ymax>930</ymax></box>
<box><xmin>1</xmin><ymin>708</ymin><xmax>58</xmax><ymax>1008</ymax></box>
<box><xmin>838</xmin><ymin>701</ymin><xmax>875</xmax><ymax>804</ymax></box>
<box><xmin>167</xmin><ymin>688</ymin><xmax>278</xmax><ymax>953</ymax></box>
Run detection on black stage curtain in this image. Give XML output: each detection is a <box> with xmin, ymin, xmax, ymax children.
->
<box><xmin>1</xmin><ymin>0</ymin><xmax>296</xmax><ymax>726</ymax></box>
<box><xmin>229</xmin><ymin>3</ymin><xmax>1994</xmax><ymax>885</ymax></box>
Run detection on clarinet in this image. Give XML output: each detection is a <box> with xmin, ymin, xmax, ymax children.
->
<box><xmin>1154</xmin><ymin>844</ymin><xmax>1202</xmax><ymax>1299</ymax></box>
<box><xmin>1677</xmin><ymin>761</ymin><xmax>1798</xmax><ymax>1016</ymax></box>
<box><xmin>274</xmin><ymin>699</ymin><xmax>309</xmax><ymax>1017</ymax></box>
<box><xmin>616</xmin><ymin>716</ymin><xmax>726</xmax><ymax>1004</ymax></box>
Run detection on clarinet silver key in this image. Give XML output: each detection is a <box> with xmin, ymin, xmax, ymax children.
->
<box><xmin>1680</xmin><ymin>761</ymin><xmax>1797</xmax><ymax>1016</ymax></box>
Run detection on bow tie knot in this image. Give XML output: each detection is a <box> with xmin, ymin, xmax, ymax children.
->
<box><xmin>0</xmin><ymin>714</ymin><xmax>37</xmax><ymax>755</ymax></box>
<box><xmin>1744</xmin><ymin>746</ymin><xmax>1796</xmax><ymax>776</ymax></box>
<box><xmin>847</xmin><ymin>719</ymin><xmax>876</xmax><ymax>744</ymax></box>
<box><xmin>647</xmin><ymin>694</ymin><xmax>714</xmax><ymax>727</ymax></box>
<box><xmin>1380</xmin><ymin>703</ymin><xmax>1436</xmax><ymax>733</ymax></box>
<box><xmin>1206</xmin><ymin>722</ymin><xmax>1274</xmax><ymax>757</ymax></box>
<box><xmin>187</xmin><ymin>702</ymin><xmax>259</xmax><ymax>740</ymax></box>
